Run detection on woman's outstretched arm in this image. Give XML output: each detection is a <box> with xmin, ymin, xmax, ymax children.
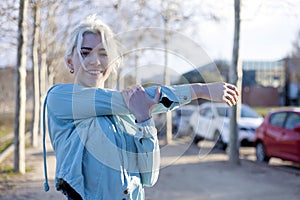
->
<box><xmin>190</xmin><ymin>82</ymin><xmax>239</xmax><ymax>106</ymax></box>
<box><xmin>45</xmin><ymin>82</ymin><xmax>238</xmax><ymax>120</ymax></box>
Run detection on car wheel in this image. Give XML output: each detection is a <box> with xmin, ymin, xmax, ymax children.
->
<box><xmin>256</xmin><ymin>142</ymin><xmax>270</xmax><ymax>163</ymax></box>
<box><xmin>190</xmin><ymin>126</ymin><xmax>203</xmax><ymax>144</ymax></box>
<box><xmin>193</xmin><ymin>135</ymin><xmax>204</xmax><ymax>144</ymax></box>
<box><xmin>213</xmin><ymin>131</ymin><xmax>227</xmax><ymax>151</ymax></box>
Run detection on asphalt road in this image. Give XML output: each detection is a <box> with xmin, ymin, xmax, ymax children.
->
<box><xmin>1</xmin><ymin>137</ymin><xmax>300</xmax><ymax>200</ymax></box>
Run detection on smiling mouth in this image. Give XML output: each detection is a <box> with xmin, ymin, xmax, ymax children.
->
<box><xmin>86</xmin><ymin>69</ymin><xmax>107</xmax><ymax>76</ymax></box>
<box><xmin>87</xmin><ymin>70</ymin><xmax>102</xmax><ymax>75</ymax></box>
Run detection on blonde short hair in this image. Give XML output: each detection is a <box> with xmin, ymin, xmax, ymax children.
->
<box><xmin>65</xmin><ymin>15</ymin><xmax>121</xmax><ymax>72</ymax></box>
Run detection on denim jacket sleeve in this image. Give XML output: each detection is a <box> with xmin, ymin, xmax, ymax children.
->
<box><xmin>46</xmin><ymin>84</ymin><xmax>191</xmax><ymax>120</ymax></box>
<box><xmin>133</xmin><ymin>118</ymin><xmax>160</xmax><ymax>187</ymax></box>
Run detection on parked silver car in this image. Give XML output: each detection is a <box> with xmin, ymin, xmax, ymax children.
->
<box><xmin>172</xmin><ymin>105</ymin><xmax>196</xmax><ymax>137</ymax></box>
<box><xmin>153</xmin><ymin>105</ymin><xmax>196</xmax><ymax>137</ymax></box>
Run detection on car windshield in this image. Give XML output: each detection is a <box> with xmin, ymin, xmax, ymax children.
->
<box><xmin>177</xmin><ymin>109</ymin><xmax>194</xmax><ymax>116</ymax></box>
<box><xmin>216</xmin><ymin>105</ymin><xmax>260</xmax><ymax>118</ymax></box>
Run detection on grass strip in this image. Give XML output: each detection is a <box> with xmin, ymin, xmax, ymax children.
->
<box><xmin>0</xmin><ymin>138</ymin><xmax>13</xmax><ymax>154</ymax></box>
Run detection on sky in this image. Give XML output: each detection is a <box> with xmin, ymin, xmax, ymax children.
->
<box><xmin>195</xmin><ymin>0</ymin><xmax>300</xmax><ymax>62</ymax></box>
<box><xmin>1</xmin><ymin>0</ymin><xmax>300</xmax><ymax>72</ymax></box>
<box><xmin>117</xmin><ymin>0</ymin><xmax>300</xmax><ymax>77</ymax></box>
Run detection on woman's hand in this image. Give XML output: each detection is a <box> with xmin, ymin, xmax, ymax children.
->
<box><xmin>191</xmin><ymin>82</ymin><xmax>239</xmax><ymax>106</ymax></box>
<box><xmin>122</xmin><ymin>86</ymin><xmax>161</xmax><ymax>123</ymax></box>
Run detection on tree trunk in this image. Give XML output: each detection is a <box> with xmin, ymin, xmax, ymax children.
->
<box><xmin>229</xmin><ymin>0</ymin><xmax>242</xmax><ymax>165</ymax></box>
<box><xmin>163</xmin><ymin>21</ymin><xmax>172</xmax><ymax>144</ymax></box>
<box><xmin>30</xmin><ymin>1</ymin><xmax>41</xmax><ymax>147</ymax></box>
<box><xmin>14</xmin><ymin>0</ymin><xmax>28</xmax><ymax>174</ymax></box>
<box><xmin>135</xmin><ymin>52</ymin><xmax>141</xmax><ymax>85</ymax></box>
<box><xmin>39</xmin><ymin>29</ymin><xmax>47</xmax><ymax>108</ymax></box>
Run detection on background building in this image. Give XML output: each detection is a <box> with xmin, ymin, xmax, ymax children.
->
<box><xmin>284</xmin><ymin>58</ymin><xmax>300</xmax><ymax>106</ymax></box>
<box><xmin>179</xmin><ymin>58</ymin><xmax>300</xmax><ymax>107</ymax></box>
<box><xmin>242</xmin><ymin>60</ymin><xmax>285</xmax><ymax>107</ymax></box>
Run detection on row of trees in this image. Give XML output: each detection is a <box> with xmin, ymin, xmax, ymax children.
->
<box><xmin>8</xmin><ymin>0</ymin><xmax>103</xmax><ymax>174</ymax></box>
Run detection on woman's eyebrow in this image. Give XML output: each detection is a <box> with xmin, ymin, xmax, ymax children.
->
<box><xmin>81</xmin><ymin>47</ymin><xmax>93</xmax><ymax>50</ymax></box>
<box><xmin>81</xmin><ymin>47</ymin><xmax>106</xmax><ymax>51</ymax></box>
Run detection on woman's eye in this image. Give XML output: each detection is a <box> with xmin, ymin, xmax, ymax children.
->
<box><xmin>98</xmin><ymin>51</ymin><xmax>107</xmax><ymax>57</ymax></box>
<box><xmin>80</xmin><ymin>51</ymin><xmax>90</xmax><ymax>58</ymax></box>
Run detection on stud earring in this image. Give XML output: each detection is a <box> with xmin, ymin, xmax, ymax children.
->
<box><xmin>70</xmin><ymin>69</ymin><xmax>74</xmax><ymax>74</ymax></box>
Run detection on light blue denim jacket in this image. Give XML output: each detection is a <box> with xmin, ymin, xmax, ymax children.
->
<box><xmin>43</xmin><ymin>84</ymin><xmax>191</xmax><ymax>200</ymax></box>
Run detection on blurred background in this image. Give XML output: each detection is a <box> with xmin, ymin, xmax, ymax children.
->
<box><xmin>0</xmin><ymin>0</ymin><xmax>300</xmax><ymax>199</ymax></box>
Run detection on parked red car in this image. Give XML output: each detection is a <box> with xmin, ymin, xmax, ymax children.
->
<box><xmin>255</xmin><ymin>108</ymin><xmax>300</xmax><ymax>164</ymax></box>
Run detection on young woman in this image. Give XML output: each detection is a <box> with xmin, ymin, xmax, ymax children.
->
<box><xmin>43</xmin><ymin>15</ymin><xmax>239</xmax><ymax>200</ymax></box>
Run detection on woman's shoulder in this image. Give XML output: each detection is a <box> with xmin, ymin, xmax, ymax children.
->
<box><xmin>50</xmin><ymin>83</ymin><xmax>73</xmax><ymax>89</ymax></box>
<box><xmin>47</xmin><ymin>84</ymin><xmax>118</xmax><ymax>97</ymax></box>
<box><xmin>47</xmin><ymin>84</ymin><xmax>74</xmax><ymax>95</ymax></box>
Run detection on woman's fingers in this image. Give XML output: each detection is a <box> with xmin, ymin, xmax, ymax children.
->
<box><xmin>153</xmin><ymin>86</ymin><xmax>161</xmax><ymax>104</ymax></box>
<box><xmin>224</xmin><ymin>83</ymin><xmax>239</xmax><ymax>106</ymax></box>
<box><xmin>227</xmin><ymin>84</ymin><xmax>239</xmax><ymax>96</ymax></box>
<box><xmin>121</xmin><ymin>88</ymin><xmax>135</xmax><ymax>107</ymax></box>
<box><xmin>224</xmin><ymin>94</ymin><xmax>235</xmax><ymax>107</ymax></box>
<box><xmin>122</xmin><ymin>85</ymin><xmax>160</xmax><ymax>105</ymax></box>
<box><xmin>122</xmin><ymin>85</ymin><xmax>160</xmax><ymax>122</ymax></box>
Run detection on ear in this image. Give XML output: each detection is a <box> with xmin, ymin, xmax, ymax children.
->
<box><xmin>65</xmin><ymin>56</ymin><xmax>74</xmax><ymax>71</ymax></box>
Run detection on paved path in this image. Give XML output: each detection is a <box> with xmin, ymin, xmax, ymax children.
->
<box><xmin>0</xmin><ymin>138</ymin><xmax>63</xmax><ymax>200</ymax></box>
<box><xmin>146</xmin><ymin>140</ymin><xmax>300</xmax><ymax>200</ymax></box>
<box><xmin>1</xmin><ymin>137</ymin><xmax>300</xmax><ymax>200</ymax></box>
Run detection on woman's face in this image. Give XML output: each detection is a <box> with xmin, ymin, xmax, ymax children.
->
<box><xmin>67</xmin><ymin>33</ymin><xmax>110</xmax><ymax>88</ymax></box>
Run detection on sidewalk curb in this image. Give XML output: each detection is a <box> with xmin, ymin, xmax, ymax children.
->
<box><xmin>0</xmin><ymin>144</ymin><xmax>14</xmax><ymax>163</ymax></box>
<box><xmin>0</xmin><ymin>133</ymin><xmax>31</xmax><ymax>163</ymax></box>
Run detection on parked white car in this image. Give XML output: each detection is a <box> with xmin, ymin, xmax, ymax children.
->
<box><xmin>189</xmin><ymin>102</ymin><xmax>263</xmax><ymax>150</ymax></box>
